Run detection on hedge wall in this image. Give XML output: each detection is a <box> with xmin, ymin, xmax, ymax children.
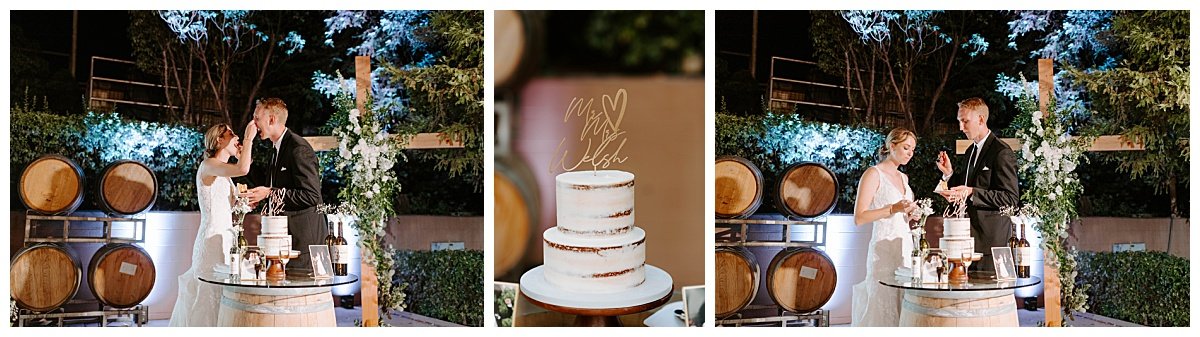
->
<box><xmin>716</xmin><ymin>112</ymin><xmax>954</xmax><ymax>214</ymax></box>
<box><xmin>10</xmin><ymin>108</ymin><xmax>204</xmax><ymax>210</ymax></box>
<box><xmin>11</xmin><ymin>107</ymin><xmax>483</xmax><ymax>215</ymax></box>
<box><xmin>393</xmin><ymin>249</ymin><xmax>484</xmax><ymax>327</ymax></box>
<box><xmin>1075</xmin><ymin>251</ymin><xmax>1189</xmax><ymax>326</ymax></box>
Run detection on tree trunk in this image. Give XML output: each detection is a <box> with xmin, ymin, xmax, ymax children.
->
<box><xmin>925</xmin><ymin>42</ymin><xmax>959</xmax><ymax>132</ymax></box>
<box><xmin>242</xmin><ymin>42</ymin><xmax>276</xmax><ymax>127</ymax></box>
<box><xmin>1168</xmin><ymin>174</ymin><xmax>1178</xmax><ymax>217</ymax></box>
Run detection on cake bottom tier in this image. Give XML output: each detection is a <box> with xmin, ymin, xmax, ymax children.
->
<box><xmin>543</xmin><ymin>226</ymin><xmax>646</xmax><ymax>293</ymax></box>
<box><xmin>939</xmin><ymin>237</ymin><xmax>975</xmax><ymax>258</ymax></box>
<box><xmin>258</xmin><ymin>235</ymin><xmax>293</xmax><ymax>256</ymax></box>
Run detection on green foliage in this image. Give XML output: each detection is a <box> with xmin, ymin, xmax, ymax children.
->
<box><xmin>585</xmin><ymin>11</ymin><xmax>704</xmax><ymax>72</ymax></box>
<box><xmin>1076</xmin><ymin>251</ymin><xmax>1189</xmax><ymax>326</ymax></box>
<box><xmin>384</xmin><ymin>10</ymin><xmax>484</xmax><ymax>192</ymax></box>
<box><xmin>328</xmin><ymin>91</ymin><xmax>408</xmax><ymax>318</ymax></box>
<box><xmin>394</xmin><ymin>249</ymin><xmax>484</xmax><ymax>327</ymax></box>
<box><xmin>10</xmin><ymin>105</ymin><xmax>204</xmax><ymax>211</ymax></box>
<box><xmin>1009</xmin><ymin>87</ymin><xmax>1091</xmax><ymax>324</ymax></box>
<box><xmin>1069</xmin><ymin>10</ymin><xmax>1189</xmax><ymax>216</ymax></box>
<box><xmin>716</xmin><ymin>111</ymin><xmax>954</xmax><ymax>214</ymax></box>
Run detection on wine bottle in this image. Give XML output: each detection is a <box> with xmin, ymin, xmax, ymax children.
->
<box><xmin>324</xmin><ymin>219</ymin><xmax>337</xmax><ymax>265</ymax></box>
<box><xmin>1017</xmin><ymin>222</ymin><xmax>1032</xmax><ymax>278</ymax></box>
<box><xmin>1007</xmin><ymin>221</ymin><xmax>1020</xmax><ymax>272</ymax></box>
<box><xmin>229</xmin><ymin>245</ymin><xmax>240</xmax><ymax>279</ymax></box>
<box><xmin>334</xmin><ymin>221</ymin><xmax>349</xmax><ymax>276</ymax></box>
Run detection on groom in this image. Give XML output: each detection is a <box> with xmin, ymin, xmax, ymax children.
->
<box><xmin>242</xmin><ymin>97</ymin><xmax>326</xmax><ymax>271</ymax></box>
<box><xmin>936</xmin><ymin>97</ymin><xmax>1019</xmax><ymax>272</ymax></box>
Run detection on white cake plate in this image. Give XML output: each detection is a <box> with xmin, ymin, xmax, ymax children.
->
<box><xmin>520</xmin><ymin>264</ymin><xmax>674</xmax><ymax>326</ymax></box>
<box><xmin>521</xmin><ymin>264</ymin><xmax>673</xmax><ymax>309</ymax></box>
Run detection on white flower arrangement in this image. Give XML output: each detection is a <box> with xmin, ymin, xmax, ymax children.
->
<box><xmin>1009</xmin><ymin>77</ymin><xmax>1090</xmax><ymax>323</ymax></box>
<box><xmin>909</xmin><ymin>198</ymin><xmax>935</xmax><ymax>257</ymax></box>
<box><xmin>328</xmin><ymin>84</ymin><xmax>407</xmax><ymax>317</ymax></box>
<box><xmin>910</xmin><ymin>198</ymin><xmax>935</xmax><ymax>235</ymax></box>
<box><xmin>231</xmin><ymin>194</ymin><xmax>252</xmax><ymax>236</ymax></box>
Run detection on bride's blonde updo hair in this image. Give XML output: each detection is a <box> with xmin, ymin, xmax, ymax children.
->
<box><xmin>877</xmin><ymin>127</ymin><xmax>916</xmax><ymax>161</ymax></box>
<box><xmin>202</xmin><ymin>123</ymin><xmax>232</xmax><ymax>159</ymax></box>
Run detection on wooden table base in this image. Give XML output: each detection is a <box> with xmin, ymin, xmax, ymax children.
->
<box><xmin>523</xmin><ymin>290</ymin><xmax>672</xmax><ymax>327</ymax></box>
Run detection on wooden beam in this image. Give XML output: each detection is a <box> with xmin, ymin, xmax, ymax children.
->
<box><xmin>1039</xmin><ymin>59</ymin><xmax>1054</xmax><ymax>116</ymax></box>
<box><xmin>356</xmin><ymin>55</ymin><xmax>380</xmax><ymax>328</ymax></box>
<box><xmin>1039</xmin><ymin>57</ymin><xmax>1063</xmax><ymax>327</ymax></box>
<box><xmin>305</xmin><ymin>133</ymin><xmax>465</xmax><ymax>152</ymax></box>
<box><xmin>954</xmin><ymin>135</ymin><xmax>1144</xmax><ymax>154</ymax></box>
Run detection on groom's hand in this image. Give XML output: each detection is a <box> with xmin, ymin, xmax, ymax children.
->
<box><xmin>936</xmin><ymin>151</ymin><xmax>953</xmax><ymax>177</ymax></box>
<box><xmin>242</xmin><ymin>186</ymin><xmax>272</xmax><ymax>205</ymax></box>
<box><xmin>938</xmin><ymin>186</ymin><xmax>974</xmax><ymax>203</ymax></box>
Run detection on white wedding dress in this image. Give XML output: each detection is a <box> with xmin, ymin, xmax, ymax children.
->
<box><xmin>168</xmin><ymin>173</ymin><xmax>236</xmax><ymax>326</ymax></box>
<box><xmin>850</xmin><ymin>166</ymin><xmax>914</xmax><ymax>327</ymax></box>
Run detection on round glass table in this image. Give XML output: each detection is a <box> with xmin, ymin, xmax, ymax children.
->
<box><xmin>199</xmin><ymin>272</ymin><xmax>358</xmax><ymax>327</ymax></box>
<box><xmin>880</xmin><ymin>273</ymin><xmax>1040</xmax><ymax>327</ymax></box>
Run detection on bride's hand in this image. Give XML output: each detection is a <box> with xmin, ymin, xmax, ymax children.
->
<box><xmin>889</xmin><ymin>200</ymin><xmax>913</xmax><ymax>214</ymax></box>
<box><xmin>244</xmin><ymin>121</ymin><xmax>259</xmax><ymax>144</ymax></box>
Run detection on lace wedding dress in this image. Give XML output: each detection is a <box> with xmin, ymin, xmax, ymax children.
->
<box><xmin>168</xmin><ymin>173</ymin><xmax>236</xmax><ymax>326</ymax></box>
<box><xmin>850</xmin><ymin>166</ymin><xmax>914</xmax><ymax>327</ymax></box>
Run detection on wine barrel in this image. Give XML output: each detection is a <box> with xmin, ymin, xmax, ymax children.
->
<box><xmin>715</xmin><ymin>156</ymin><xmax>764</xmax><ymax>219</ymax></box>
<box><xmin>715</xmin><ymin>246</ymin><xmax>759</xmax><ymax>318</ymax></box>
<box><xmin>97</xmin><ymin>160</ymin><xmax>158</xmax><ymax>216</ymax></box>
<box><xmin>495</xmin><ymin>10</ymin><xmax>543</xmax><ymax>89</ymax></box>
<box><xmin>88</xmin><ymin>243</ymin><xmax>156</xmax><ymax>308</ymax></box>
<box><xmin>19</xmin><ymin>155</ymin><xmax>85</xmax><ymax>215</ymax></box>
<box><xmin>766</xmin><ymin>247</ymin><xmax>837</xmax><ymax>314</ymax></box>
<box><xmin>494</xmin><ymin>157</ymin><xmax>539</xmax><ymax>277</ymax></box>
<box><xmin>899</xmin><ymin>289</ymin><xmax>1019</xmax><ymax>327</ymax></box>
<box><xmin>775</xmin><ymin>162</ymin><xmax>839</xmax><ymax>219</ymax></box>
<box><xmin>10</xmin><ymin>244</ymin><xmax>82</xmax><ymax>312</ymax></box>
<box><xmin>217</xmin><ymin>287</ymin><xmax>336</xmax><ymax>327</ymax></box>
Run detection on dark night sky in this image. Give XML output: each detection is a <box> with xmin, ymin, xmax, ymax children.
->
<box><xmin>717</xmin><ymin>10</ymin><xmax>814</xmax><ymax>83</ymax></box>
<box><xmin>11</xmin><ymin>11</ymin><xmax>132</xmax><ymax>79</ymax></box>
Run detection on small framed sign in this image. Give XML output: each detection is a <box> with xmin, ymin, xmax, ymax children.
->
<box><xmin>681</xmin><ymin>285</ymin><xmax>706</xmax><ymax>327</ymax></box>
<box><xmin>991</xmin><ymin>247</ymin><xmax>1017</xmax><ymax>280</ymax></box>
<box><xmin>309</xmin><ymin>245</ymin><xmax>334</xmax><ymax>279</ymax></box>
<box><xmin>240</xmin><ymin>246</ymin><xmax>264</xmax><ymax>281</ymax></box>
<box><xmin>493</xmin><ymin>281</ymin><xmax>519</xmax><ymax>327</ymax></box>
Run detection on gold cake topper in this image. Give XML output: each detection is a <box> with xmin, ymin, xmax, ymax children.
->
<box><xmin>551</xmin><ymin>88</ymin><xmax>630</xmax><ymax>173</ymax></box>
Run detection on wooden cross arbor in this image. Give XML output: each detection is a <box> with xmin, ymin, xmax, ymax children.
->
<box><xmin>954</xmin><ymin>59</ymin><xmax>1145</xmax><ymax>326</ymax></box>
<box><xmin>303</xmin><ymin>56</ymin><xmax>465</xmax><ymax>327</ymax></box>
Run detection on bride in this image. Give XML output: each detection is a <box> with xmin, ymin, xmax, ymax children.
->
<box><xmin>850</xmin><ymin>128</ymin><xmax>920</xmax><ymax>326</ymax></box>
<box><xmin>169</xmin><ymin>122</ymin><xmax>257</xmax><ymax>326</ymax></box>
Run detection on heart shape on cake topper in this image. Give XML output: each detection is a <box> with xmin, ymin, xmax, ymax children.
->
<box><xmin>552</xmin><ymin>88</ymin><xmax>631</xmax><ymax>173</ymax></box>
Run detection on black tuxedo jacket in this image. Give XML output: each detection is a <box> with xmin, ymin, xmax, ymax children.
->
<box><xmin>266</xmin><ymin>129</ymin><xmax>326</xmax><ymax>270</ymax></box>
<box><xmin>947</xmin><ymin>132</ymin><xmax>1019</xmax><ymax>270</ymax></box>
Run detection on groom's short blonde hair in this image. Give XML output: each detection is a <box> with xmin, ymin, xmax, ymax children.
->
<box><xmin>255</xmin><ymin>97</ymin><xmax>289</xmax><ymax>123</ymax></box>
<box><xmin>957</xmin><ymin>97</ymin><xmax>989</xmax><ymax>122</ymax></box>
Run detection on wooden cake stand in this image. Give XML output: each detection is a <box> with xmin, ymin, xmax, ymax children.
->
<box><xmin>946</xmin><ymin>254</ymin><xmax>983</xmax><ymax>283</ymax></box>
<box><xmin>520</xmin><ymin>265</ymin><xmax>673</xmax><ymax>327</ymax></box>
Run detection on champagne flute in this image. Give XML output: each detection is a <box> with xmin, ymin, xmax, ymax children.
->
<box><xmin>279</xmin><ymin>248</ymin><xmax>290</xmax><ymax>277</ymax></box>
<box><xmin>961</xmin><ymin>252</ymin><xmax>973</xmax><ymax>280</ymax></box>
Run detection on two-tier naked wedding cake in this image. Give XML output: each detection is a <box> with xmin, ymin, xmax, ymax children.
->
<box><xmin>258</xmin><ymin>216</ymin><xmax>292</xmax><ymax>257</ymax></box>
<box><xmin>940</xmin><ymin>218</ymin><xmax>974</xmax><ymax>258</ymax></box>
<box><xmin>542</xmin><ymin>170</ymin><xmax>646</xmax><ymax>293</ymax></box>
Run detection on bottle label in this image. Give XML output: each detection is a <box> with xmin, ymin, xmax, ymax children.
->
<box><xmin>335</xmin><ymin>245</ymin><xmax>351</xmax><ymax>264</ymax></box>
<box><xmin>1016</xmin><ymin>247</ymin><xmax>1033</xmax><ymax>266</ymax></box>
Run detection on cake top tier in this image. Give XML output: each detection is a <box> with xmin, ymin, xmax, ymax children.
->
<box><xmin>556</xmin><ymin>170</ymin><xmax>634</xmax><ymax>189</ymax></box>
